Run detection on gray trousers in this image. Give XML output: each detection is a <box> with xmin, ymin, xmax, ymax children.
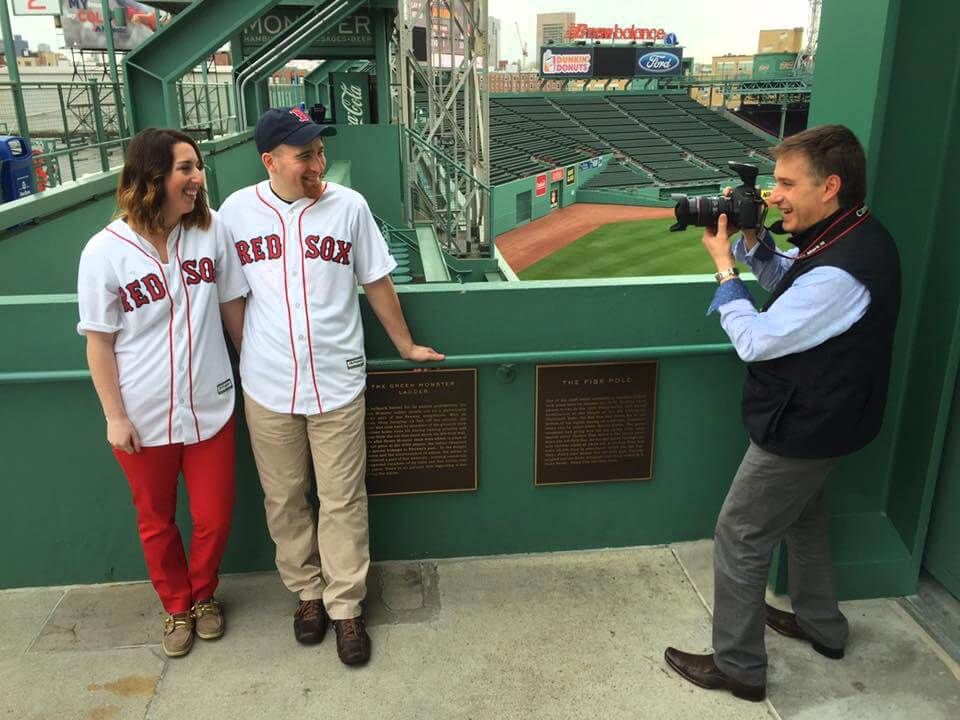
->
<box><xmin>712</xmin><ymin>441</ymin><xmax>849</xmax><ymax>686</ymax></box>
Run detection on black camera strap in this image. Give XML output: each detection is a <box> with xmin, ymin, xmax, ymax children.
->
<box><xmin>761</xmin><ymin>204</ymin><xmax>870</xmax><ymax>262</ymax></box>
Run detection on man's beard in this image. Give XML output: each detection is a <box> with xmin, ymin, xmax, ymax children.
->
<box><xmin>302</xmin><ymin>177</ymin><xmax>325</xmax><ymax>199</ymax></box>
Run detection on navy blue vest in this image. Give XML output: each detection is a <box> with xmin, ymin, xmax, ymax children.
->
<box><xmin>741</xmin><ymin>207</ymin><xmax>901</xmax><ymax>458</ymax></box>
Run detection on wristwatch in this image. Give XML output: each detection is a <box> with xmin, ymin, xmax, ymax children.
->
<box><xmin>714</xmin><ymin>267</ymin><xmax>740</xmax><ymax>284</ymax></box>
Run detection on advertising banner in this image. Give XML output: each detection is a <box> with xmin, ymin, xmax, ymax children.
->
<box><xmin>535</xmin><ymin>173</ymin><xmax>547</xmax><ymax>197</ymax></box>
<box><xmin>242</xmin><ymin>7</ymin><xmax>373</xmax><ymax>52</ymax></box>
<box><xmin>540</xmin><ymin>47</ymin><xmax>594</xmax><ymax>79</ymax></box>
<box><xmin>635</xmin><ymin>47</ymin><xmax>684</xmax><ymax>77</ymax></box>
<box><xmin>566</xmin><ymin>166</ymin><xmax>576</xmax><ymax>185</ymax></box>
<box><xmin>540</xmin><ymin>46</ymin><xmax>683</xmax><ymax>79</ymax></box>
<box><xmin>331</xmin><ymin>72</ymin><xmax>371</xmax><ymax>125</ymax></box>
<box><xmin>60</xmin><ymin>1</ymin><xmax>163</xmax><ymax>51</ymax></box>
<box><xmin>13</xmin><ymin>0</ymin><xmax>59</xmax><ymax>16</ymax></box>
<box><xmin>550</xmin><ymin>168</ymin><xmax>564</xmax><ymax>182</ymax></box>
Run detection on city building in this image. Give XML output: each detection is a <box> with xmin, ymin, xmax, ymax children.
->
<box><xmin>537</xmin><ymin>12</ymin><xmax>575</xmax><ymax>48</ymax></box>
<box><xmin>488</xmin><ymin>16</ymin><xmax>501</xmax><ymax>69</ymax></box>
<box><xmin>758</xmin><ymin>27</ymin><xmax>804</xmax><ymax>53</ymax></box>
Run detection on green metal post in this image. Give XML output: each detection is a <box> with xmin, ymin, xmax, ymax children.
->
<box><xmin>102</xmin><ymin>5</ymin><xmax>127</xmax><ymax>144</ymax></box>
<box><xmin>56</xmin><ymin>84</ymin><xmax>78</xmax><ymax>181</ymax></box>
<box><xmin>90</xmin><ymin>80</ymin><xmax>110</xmax><ymax>171</ymax></box>
<box><xmin>177</xmin><ymin>82</ymin><xmax>188</xmax><ymax>128</ymax></box>
<box><xmin>202</xmin><ymin>62</ymin><xmax>213</xmax><ymax>133</ymax></box>
<box><xmin>446</xmin><ymin>158</ymin><xmax>452</xmax><ymax>248</ymax></box>
<box><xmin>373</xmin><ymin>9</ymin><xmax>391</xmax><ymax>123</ymax></box>
<box><xmin>230</xmin><ymin>32</ymin><xmax>244</xmax><ymax>132</ymax></box>
<box><xmin>0</xmin><ymin>0</ymin><xmax>30</xmax><ymax>145</ymax></box>
<box><xmin>779</xmin><ymin>96</ymin><xmax>787</xmax><ymax>139</ymax></box>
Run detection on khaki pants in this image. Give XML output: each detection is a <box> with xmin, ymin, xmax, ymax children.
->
<box><xmin>244</xmin><ymin>391</ymin><xmax>369</xmax><ymax>620</ymax></box>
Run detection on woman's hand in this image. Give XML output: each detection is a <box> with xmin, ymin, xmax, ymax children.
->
<box><xmin>107</xmin><ymin>416</ymin><xmax>142</xmax><ymax>454</ymax></box>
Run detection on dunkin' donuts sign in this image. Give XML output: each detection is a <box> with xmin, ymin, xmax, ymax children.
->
<box><xmin>541</xmin><ymin>48</ymin><xmax>594</xmax><ymax>78</ymax></box>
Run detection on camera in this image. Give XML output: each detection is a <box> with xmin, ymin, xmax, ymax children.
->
<box><xmin>670</xmin><ymin>162</ymin><xmax>766</xmax><ymax>232</ymax></box>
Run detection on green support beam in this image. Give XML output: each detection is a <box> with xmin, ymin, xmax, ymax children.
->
<box><xmin>124</xmin><ymin>0</ymin><xmax>284</xmax><ymax>132</ymax></box>
<box><xmin>303</xmin><ymin>60</ymin><xmax>351</xmax><ymax>108</ymax></box>
<box><xmin>235</xmin><ymin>0</ymin><xmax>367</xmax><ymax>126</ymax></box>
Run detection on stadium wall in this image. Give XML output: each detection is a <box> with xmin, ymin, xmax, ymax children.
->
<box><xmin>492</xmin><ymin>155</ymin><xmax>611</xmax><ymax>236</ymax></box>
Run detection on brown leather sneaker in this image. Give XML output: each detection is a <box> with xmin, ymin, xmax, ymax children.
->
<box><xmin>192</xmin><ymin>598</ymin><xmax>225</xmax><ymax>640</ymax></box>
<box><xmin>162</xmin><ymin>612</ymin><xmax>195</xmax><ymax>658</ymax></box>
<box><xmin>294</xmin><ymin>599</ymin><xmax>328</xmax><ymax>644</ymax></box>
<box><xmin>765</xmin><ymin>603</ymin><xmax>845</xmax><ymax>659</ymax></box>
<box><xmin>664</xmin><ymin>647</ymin><xmax>765</xmax><ymax>702</ymax></box>
<box><xmin>333</xmin><ymin>617</ymin><xmax>371</xmax><ymax>666</ymax></box>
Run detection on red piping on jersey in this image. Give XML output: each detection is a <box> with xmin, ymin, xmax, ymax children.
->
<box><xmin>297</xmin><ymin>198</ymin><xmax>324</xmax><ymax>413</ymax></box>
<box><xmin>255</xmin><ymin>185</ymin><xmax>299</xmax><ymax>413</ymax></box>
<box><xmin>105</xmin><ymin>226</ymin><xmax>176</xmax><ymax>444</ymax></box>
<box><xmin>173</xmin><ymin>226</ymin><xmax>202</xmax><ymax>442</ymax></box>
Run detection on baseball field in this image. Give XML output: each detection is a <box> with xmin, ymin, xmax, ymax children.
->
<box><xmin>497</xmin><ymin>204</ymin><xmax>785</xmax><ymax>280</ymax></box>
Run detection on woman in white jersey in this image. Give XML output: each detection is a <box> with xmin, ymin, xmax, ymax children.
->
<box><xmin>77</xmin><ymin>128</ymin><xmax>247</xmax><ymax>657</ymax></box>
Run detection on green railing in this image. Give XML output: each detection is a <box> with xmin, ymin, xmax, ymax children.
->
<box><xmin>267</xmin><ymin>81</ymin><xmax>306</xmax><ymax>110</ymax></box>
<box><xmin>0</xmin><ymin>74</ymin><xmax>239</xmax><ymax>192</ymax></box>
<box><xmin>0</xmin><ymin>80</ymin><xmax>129</xmax><ymax>189</ymax></box>
<box><xmin>176</xmin><ymin>80</ymin><xmax>237</xmax><ymax>138</ymax></box>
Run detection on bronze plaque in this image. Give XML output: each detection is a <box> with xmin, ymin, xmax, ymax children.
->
<box><xmin>535</xmin><ymin>361</ymin><xmax>658</xmax><ymax>486</ymax></box>
<box><xmin>365</xmin><ymin>369</ymin><xmax>477</xmax><ymax>496</ymax></box>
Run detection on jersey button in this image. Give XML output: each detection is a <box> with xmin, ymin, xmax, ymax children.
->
<box><xmin>298</xmin><ymin>334</ymin><xmax>305</xmax><ymax>341</ymax></box>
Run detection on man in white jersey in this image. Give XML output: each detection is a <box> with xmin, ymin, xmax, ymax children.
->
<box><xmin>219</xmin><ymin>107</ymin><xmax>443</xmax><ymax>666</ymax></box>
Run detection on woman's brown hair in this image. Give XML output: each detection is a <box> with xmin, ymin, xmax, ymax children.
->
<box><xmin>115</xmin><ymin>128</ymin><xmax>210</xmax><ymax>234</ymax></box>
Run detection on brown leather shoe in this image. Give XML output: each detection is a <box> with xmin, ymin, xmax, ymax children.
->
<box><xmin>192</xmin><ymin>598</ymin><xmax>225</xmax><ymax>640</ymax></box>
<box><xmin>333</xmin><ymin>617</ymin><xmax>371</xmax><ymax>666</ymax></box>
<box><xmin>664</xmin><ymin>647</ymin><xmax>766</xmax><ymax>702</ymax></box>
<box><xmin>162</xmin><ymin>612</ymin><xmax>195</xmax><ymax>658</ymax></box>
<box><xmin>294</xmin><ymin>599</ymin><xmax>328</xmax><ymax>644</ymax></box>
<box><xmin>765</xmin><ymin>604</ymin><xmax>845</xmax><ymax>659</ymax></box>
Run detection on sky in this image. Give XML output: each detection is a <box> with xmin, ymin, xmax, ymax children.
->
<box><xmin>490</xmin><ymin>0</ymin><xmax>812</xmax><ymax>67</ymax></box>
<box><xmin>6</xmin><ymin>0</ymin><xmax>812</xmax><ymax>62</ymax></box>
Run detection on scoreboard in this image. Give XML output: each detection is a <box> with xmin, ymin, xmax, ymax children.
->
<box><xmin>540</xmin><ymin>46</ymin><xmax>684</xmax><ymax>80</ymax></box>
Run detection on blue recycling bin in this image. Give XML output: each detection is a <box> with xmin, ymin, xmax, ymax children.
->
<box><xmin>0</xmin><ymin>135</ymin><xmax>35</xmax><ymax>204</ymax></box>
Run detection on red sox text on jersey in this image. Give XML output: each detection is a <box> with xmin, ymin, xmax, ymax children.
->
<box><xmin>234</xmin><ymin>234</ymin><xmax>352</xmax><ymax>266</ymax></box>
<box><xmin>118</xmin><ymin>258</ymin><xmax>216</xmax><ymax>312</ymax></box>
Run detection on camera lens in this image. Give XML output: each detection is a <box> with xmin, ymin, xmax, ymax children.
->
<box><xmin>670</xmin><ymin>194</ymin><xmax>731</xmax><ymax>232</ymax></box>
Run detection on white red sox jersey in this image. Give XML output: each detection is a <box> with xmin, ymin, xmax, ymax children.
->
<box><xmin>77</xmin><ymin>214</ymin><xmax>248</xmax><ymax>446</ymax></box>
<box><xmin>218</xmin><ymin>180</ymin><xmax>397</xmax><ymax>415</ymax></box>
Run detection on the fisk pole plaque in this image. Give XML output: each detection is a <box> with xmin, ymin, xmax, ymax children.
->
<box><xmin>365</xmin><ymin>369</ymin><xmax>477</xmax><ymax>496</ymax></box>
<box><xmin>535</xmin><ymin>361</ymin><xmax>658</xmax><ymax>486</ymax></box>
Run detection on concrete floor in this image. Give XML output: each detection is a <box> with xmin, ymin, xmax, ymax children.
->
<box><xmin>2</xmin><ymin>541</ymin><xmax>958</xmax><ymax>720</ymax></box>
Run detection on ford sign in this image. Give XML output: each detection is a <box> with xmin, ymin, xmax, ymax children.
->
<box><xmin>638</xmin><ymin>51</ymin><xmax>680</xmax><ymax>74</ymax></box>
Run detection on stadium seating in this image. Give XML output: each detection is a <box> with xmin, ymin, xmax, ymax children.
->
<box><xmin>489</xmin><ymin>91</ymin><xmax>775</xmax><ymax>190</ymax></box>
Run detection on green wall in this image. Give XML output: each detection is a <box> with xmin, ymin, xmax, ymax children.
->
<box><xmin>808</xmin><ymin>0</ymin><xmax>901</xmax><ymax>188</ymax></box>
<box><xmin>492</xmin><ymin>155</ymin><xmax>611</xmax><ymax>237</ymax></box>
<box><xmin>3</xmin><ymin>0</ymin><xmax>960</xmax><ymax>603</ymax></box>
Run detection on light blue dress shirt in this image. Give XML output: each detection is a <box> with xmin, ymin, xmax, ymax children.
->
<box><xmin>707</xmin><ymin>230</ymin><xmax>872</xmax><ymax>362</ymax></box>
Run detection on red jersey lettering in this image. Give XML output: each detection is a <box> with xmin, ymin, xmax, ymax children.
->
<box><xmin>142</xmin><ymin>273</ymin><xmax>167</xmax><ymax>301</ymax></box>
<box><xmin>236</xmin><ymin>240</ymin><xmax>254</xmax><ymax>265</ymax></box>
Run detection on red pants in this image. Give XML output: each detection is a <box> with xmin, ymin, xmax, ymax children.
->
<box><xmin>114</xmin><ymin>417</ymin><xmax>236</xmax><ymax>614</ymax></box>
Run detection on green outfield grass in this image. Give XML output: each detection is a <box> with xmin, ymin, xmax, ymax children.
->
<box><xmin>518</xmin><ymin>209</ymin><xmax>785</xmax><ymax>281</ymax></box>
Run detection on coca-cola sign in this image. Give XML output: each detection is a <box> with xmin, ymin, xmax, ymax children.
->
<box><xmin>340</xmin><ymin>83</ymin><xmax>366</xmax><ymax>125</ymax></box>
<box><xmin>331</xmin><ymin>72</ymin><xmax>371</xmax><ymax>125</ymax></box>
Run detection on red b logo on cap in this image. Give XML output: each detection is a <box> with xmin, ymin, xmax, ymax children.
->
<box><xmin>289</xmin><ymin>108</ymin><xmax>310</xmax><ymax>123</ymax></box>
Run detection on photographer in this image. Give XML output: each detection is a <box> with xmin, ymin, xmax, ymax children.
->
<box><xmin>664</xmin><ymin>125</ymin><xmax>901</xmax><ymax>701</ymax></box>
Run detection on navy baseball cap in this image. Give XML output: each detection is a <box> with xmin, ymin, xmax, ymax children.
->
<box><xmin>254</xmin><ymin>107</ymin><xmax>337</xmax><ymax>154</ymax></box>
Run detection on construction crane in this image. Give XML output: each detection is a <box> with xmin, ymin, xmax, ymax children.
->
<box><xmin>514</xmin><ymin>21</ymin><xmax>528</xmax><ymax>72</ymax></box>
